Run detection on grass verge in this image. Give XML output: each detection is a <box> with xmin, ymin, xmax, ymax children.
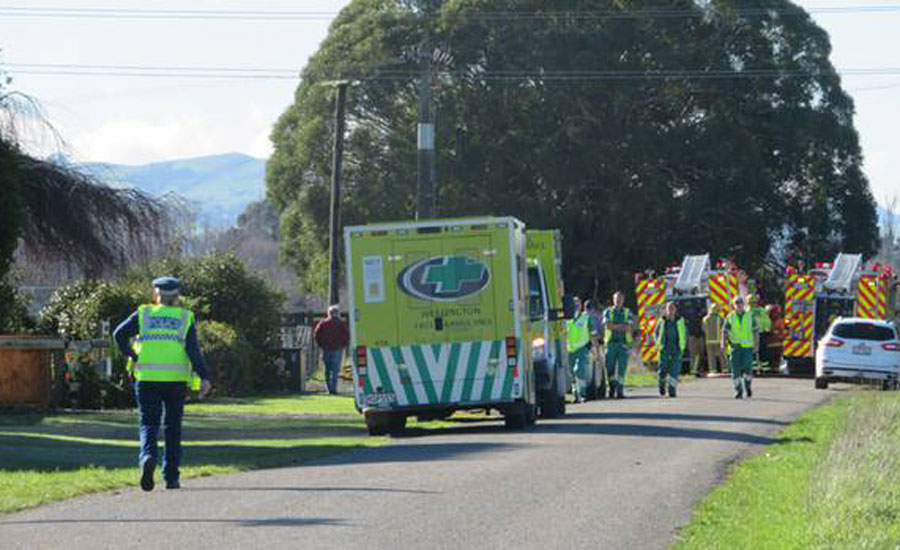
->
<box><xmin>0</xmin><ymin>395</ymin><xmax>382</xmax><ymax>516</ymax></box>
<box><xmin>674</xmin><ymin>390</ymin><xmax>900</xmax><ymax>550</ymax></box>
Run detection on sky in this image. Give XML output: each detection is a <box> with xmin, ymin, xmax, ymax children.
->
<box><xmin>0</xmin><ymin>1</ymin><xmax>897</xmax><ymax>206</ymax></box>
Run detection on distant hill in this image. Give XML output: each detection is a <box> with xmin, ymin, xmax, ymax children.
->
<box><xmin>83</xmin><ymin>153</ymin><xmax>266</xmax><ymax>227</ymax></box>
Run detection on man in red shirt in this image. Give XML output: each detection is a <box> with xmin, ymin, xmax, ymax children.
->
<box><xmin>314</xmin><ymin>305</ymin><xmax>350</xmax><ymax>394</ymax></box>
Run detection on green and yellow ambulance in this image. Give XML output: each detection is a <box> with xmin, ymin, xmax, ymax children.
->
<box><xmin>525</xmin><ymin>229</ymin><xmax>570</xmax><ymax>417</ymax></box>
<box><xmin>345</xmin><ymin>217</ymin><xmax>570</xmax><ymax>435</ymax></box>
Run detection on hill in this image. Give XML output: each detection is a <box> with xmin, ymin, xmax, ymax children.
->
<box><xmin>83</xmin><ymin>153</ymin><xmax>266</xmax><ymax>227</ymax></box>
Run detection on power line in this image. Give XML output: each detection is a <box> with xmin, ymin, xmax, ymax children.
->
<box><xmin>1</xmin><ymin>4</ymin><xmax>900</xmax><ymax>21</ymax></box>
<box><xmin>6</xmin><ymin>65</ymin><xmax>900</xmax><ymax>81</ymax></box>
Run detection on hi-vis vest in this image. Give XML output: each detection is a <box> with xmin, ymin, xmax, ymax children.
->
<box><xmin>132</xmin><ymin>304</ymin><xmax>200</xmax><ymax>388</ymax></box>
<box><xmin>567</xmin><ymin>313</ymin><xmax>591</xmax><ymax>353</ymax></box>
<box><xmin>726</xmin><ymin>311</ymin><xmax>755</xmax><ymax>348</ymax></box>
<box><xmin>655</xmin><ymin>316</ymin><xmax>687</xmax><ymax>355</ymax></box>
<box><xmin>604</xmin><ymin>308</ymin><xmax>633</xmax><ymax>346</ymax></box>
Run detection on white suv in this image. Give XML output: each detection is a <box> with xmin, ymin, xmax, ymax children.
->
<box><xmin>815</xmin><ymin>317</ymin><xmax>900</xmax><ymax>390</ymax></box>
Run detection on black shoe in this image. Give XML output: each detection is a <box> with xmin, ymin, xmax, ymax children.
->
<box><xmin>165</xmin><ymin>480</ymin><xmax>181</xmax><ymax>490</ymax></box>
<box><xmin>659</xmin><ymin>384</ymin><xmax>666</xmax><ymax>397</ymax></box>
<box><xmin>668</xmin><ymin>386</ymin><xmax>677</xmax><ymax>398</ymax></box>
<box><xmin>140</xmin><ymin>457</ymin><xmax>156</xmax><ymax>492</ymax></box>
<box><xmin>734</xmin><ymin>391</ymin><xmax>743</xmax><ymax>399</ymax></box>
<box><xmin>746</xmin><ymin>384</ymin><xmax>753</xmax><ymax>398</ymax></box>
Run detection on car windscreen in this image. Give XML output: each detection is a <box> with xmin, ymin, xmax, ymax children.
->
<box><xmin>832</xmin><ymin>323</ymin><xmax>896</xmax><ymax>342</ymax></box>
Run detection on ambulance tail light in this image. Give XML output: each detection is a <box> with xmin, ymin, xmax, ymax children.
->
<box><xmin>506</xmin><ymin>336</ymin><xmax>518</xmax><ymax>374</ymax></box>
<box><xmin>882</xmin><ymin>343</ymin><xmax>900</xmax><ymax>352</ymax></box>
<box><xmin>355</xmin><ymin>346</ymin><xmax>368</xmax><ymax>387</ymax></box>
<box><xmin>824</xmin><ymin>338</ymin><xmax>845</xmax><ymax>348</ymax></box>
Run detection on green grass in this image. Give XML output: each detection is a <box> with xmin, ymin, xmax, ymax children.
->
<box><xmin>185</xmin><ymin>393</ymin><xmax>359</xmax><ymax>416</ymax></box>
<box><xmin>674</xmin><ymin>391</ymin><xmax>900</xmax><ymax>550</ymax></box>
<box><xmin>0</xmin><ymin>395</ymin><xmax>383</xmax><ymax>516</ymax></box>
<box><xmin>0</xmin><ymin>393</ymin><xmax>461</xmax><ymax>516</ymax></box>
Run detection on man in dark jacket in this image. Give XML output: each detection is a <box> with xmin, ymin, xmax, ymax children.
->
<box><xmin>314</xmin><ymin>305</ymin><xmax>350</xmax><ymax>394</ymax></box>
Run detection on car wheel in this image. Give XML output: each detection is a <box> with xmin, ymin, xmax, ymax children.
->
<box><xmin>814</xmin><ymin>377</ymin><xmax>829</xmax><ymax>390</ymax></box>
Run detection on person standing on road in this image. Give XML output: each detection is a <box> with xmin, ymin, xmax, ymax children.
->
<box><xmin>603</xmin><ymin>292</ymin><xmax>635</xmax><ymax>399</ymax></box>
<box><xmin>750</xmin><ymin>295</ymin><xmax>771</xmax><ymax>370</ymax></box>
<box><xmin>314</xmin><ymin>305</ymin><xmax>350</xmax><ymax>395</ymax></box>
<box><xmin>722</xmin><ymin>295</ymin><xmax>758</xmax><ymax>399</ymax></box>
<box><xmin>567</xmin><ymin>297</ymin><xmax>598</xmax><ymax>403</ymax></box>
<box><xmin>702</xmin><ymin>303</ymin><xmax>725</xmax><ymax>373</ymax></box>
<box><xmin>584</xmin><ymin>299</ymin><xmax>606</xmax><ymax>399</ymax></box>
<box><xmin>685</xmin><ymin>305</ymin><xmax>705</xmax><ymax>375</ymax></box>
<box><xmin>655</xmin><ymin>302</ymin><xmax>687</xmax><ymax>398</ymax></box>
<box><xmin>113</xmin><ymin>277</ymin><xmax>212</xmax><ymax>492</ymax></box>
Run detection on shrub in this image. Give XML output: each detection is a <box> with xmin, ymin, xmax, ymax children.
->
<box><xmin>42</xmin><ymin>252</ymin><xmax>285</xmax><ymax>400</ymax></box>
<box><xmin>196</xmin><ymin>320</ymin><xmax>255</xmax><ymax>396</ymax></box>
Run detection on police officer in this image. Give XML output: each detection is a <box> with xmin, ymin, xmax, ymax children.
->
<box><xmin>722</xmin><ymin>295</ymin><xmax>758</xmax><ymax>399</ymax></box>
<box><xmin>603</xmin><ymin>292</ymin><xmax>635</xmax><ymax>399</ymax></box>
<box><xmin>113</xmin><ymin>277</ymin><xmax>212</xmax><ymax>491</ymax></box>
<box><xmin>655</xmin><ymin>301</ymin><xmax>687</xmax><ymax>398</ymax></box>
<box><xmin>567</xmin><ymin>297</ymin><xmax>597</xmax><ymax>403</ymax></box>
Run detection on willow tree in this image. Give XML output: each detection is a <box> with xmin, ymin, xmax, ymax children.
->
<box><xmin>0</xmin><ymin>66</ymin><xmax>171</xmax><ymax>327</ymax></box>
<box><xmin>268</xmin><ymin>0</ymin><xmax>879</xmax><ymax>298</ymax></box>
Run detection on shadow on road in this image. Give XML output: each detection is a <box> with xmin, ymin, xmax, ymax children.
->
<box><xmin>534</xmin><ymin>422</ymin><xmax>791</xmax><ymax>445</ymax></box>
<box><xmin>308</xmin><ymin>441</ymin><xmax>523</xmax><ymax>467</ymax></box>
<box><xmin>564</xmin><ymin>411</ymin><xmax>788</xmax><ymax>426</ymax></box>
<box><xmin>0</xmin><ymin>517</ymin><xmax>346</xmax><ymax>528</ymax></box>
<box><xmin>185</xmin><ymin>486</ymin><xmax>437</xmax><ymax>495</ymax></box>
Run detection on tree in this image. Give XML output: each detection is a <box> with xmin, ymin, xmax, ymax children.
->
<box><xmin>268</xmin><ymin>0</ymin><xmax>879</xmax><ymax>298</ymax></box>
<box><xmin>0</xmin><ymin>64</ymin><xmax>173</xmax><ymax>327</ymax></box>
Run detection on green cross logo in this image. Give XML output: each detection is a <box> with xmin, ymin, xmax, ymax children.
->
<box><xmin>398</xmin><ymin>255</ymin><xmax>491</xmax><ymax>302</ymax></box>
<box><xmin>424</xmin><ymin>257</ymin><xmax>486</xmax><ymax>294</ymax></box>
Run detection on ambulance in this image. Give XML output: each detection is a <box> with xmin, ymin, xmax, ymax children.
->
<box><xmin>344</xmin><ymin>217</ymin><xmax>572</xmax><ymax>435</ymax></box>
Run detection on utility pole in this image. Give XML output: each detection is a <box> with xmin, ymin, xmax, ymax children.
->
<box><xmin>327</xmin><ymin>81</ymin><xmax>349</xmax><ymax>307</ymax></box>
<box><xmin>416</xmin><ymin>10</ymin><xmax>436</xmax><ymax>219</ymax></box>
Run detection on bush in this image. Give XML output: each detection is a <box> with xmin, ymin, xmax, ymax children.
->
<box><xmin>197</xmin><ymin>320</ymin><xmax>257</xmax><ymax>396</ymax></box>
<box><xmin>42</xmin><ymin>252</ymin><xmax>286</xmax><ymax>401</ymax></box>
<box><xmin>41</xmin><ymin>279</ymin><xmax>145</xmax><ymax>339</ymax></box>
<box><xmin>0</xmin><ymin>272</ymin><xmax>35</xmax><ymax>333</ymax></box>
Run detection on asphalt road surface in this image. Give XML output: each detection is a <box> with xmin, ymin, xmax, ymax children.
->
<box><xmin>1</xmin><ymin>378</ymin><xmax>832</xmax><ymax>550</ymax></box>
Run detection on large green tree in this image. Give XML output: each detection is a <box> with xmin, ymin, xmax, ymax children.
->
<box><xmin>268</xmin><ymin>0</ymin><xmax>879</xmax><ymax>298</ymax></box>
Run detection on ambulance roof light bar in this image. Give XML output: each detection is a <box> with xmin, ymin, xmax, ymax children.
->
<box><xmin>823</xmin><ymin>253</ymin><xmax>863</xmax><ymax>293</ymax></box>
<box><xmin>674</xmin><ymin>254</ymin><xmax>711</xmax><ymax>293</ymax></box>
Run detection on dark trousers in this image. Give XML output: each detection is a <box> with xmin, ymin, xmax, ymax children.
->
<box><xmin>136</xmin><ymin>382</ymin><xmax>186</xmax><ymax>484</ymax></box>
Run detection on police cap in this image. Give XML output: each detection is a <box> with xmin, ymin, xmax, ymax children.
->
<box><xmin>152</xmin><ymin>277</ymin><xmax>180</xmax><ymax>293</ymax></box>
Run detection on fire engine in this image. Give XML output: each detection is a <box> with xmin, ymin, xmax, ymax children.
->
<box><xmin>782</xmin><ymin>253</ymin><xmax>898</xmax><ymax>373</ymax></box>
<box><xmin>634</xmin><ymin>255</ymin><xmax>748</xmax><ymax>366</ymax></box>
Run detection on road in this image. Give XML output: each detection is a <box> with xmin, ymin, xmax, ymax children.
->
<box><xmin>0</xmin><ymin>378</ymin><xmax>830</xmax><ymax>550</ymax></box>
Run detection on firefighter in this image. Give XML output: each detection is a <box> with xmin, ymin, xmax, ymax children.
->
<box><xmin>603</xmin><ymin>292</ymin><xmax>635</xmax><ymax>399</ymax></box>
<box><xmin>749</xmin><ymin>295</ymin><xmax>771</xmax><ymax>370</ymax></box>
<box><xmin>722</xmin><ymin>295</ymin><xmax>758</xmax><ymax>399</ymax></box>
<box><xmin>702</xmin><ymin>303</ymin><xmax>725</xmax><ymax>373</ymax></box>
<box><xmin>655</xmin><ymin>301</ymin><xmax>687</xmax><ymax>398</ymax></box>
<box><xmin>567</xmin><ymin>297</ymin><xmax>597</xmax><ymax>403</ymax></box>
<box><xmin>113</xmin><ymin>277</ymin><xmax>212</xmax><ymax>491</ymax></box>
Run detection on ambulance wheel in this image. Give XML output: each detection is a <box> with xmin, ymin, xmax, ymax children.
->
<box><xmin>387</xmin><ymin>414</ymin><xmax>407</xmax><ymax>435</ymax></box>
<box><xmin>505</xmin><ymin>403</ymin><xmax>533</xmax><ymax>429</ymax></box>
<box><xmin>525</xmin><ymin>402</ymin><xmax>537</xmax><ymax>427</ymax></box>
<box><xmin>365</xmin><ymin>412</ymin><xmax>389</xmax><ymax>436</ymax></box>
<box><xmin>814</xmin><ymin>377</ymin><xmax>828</xmax><ymax>390</ymax></box>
